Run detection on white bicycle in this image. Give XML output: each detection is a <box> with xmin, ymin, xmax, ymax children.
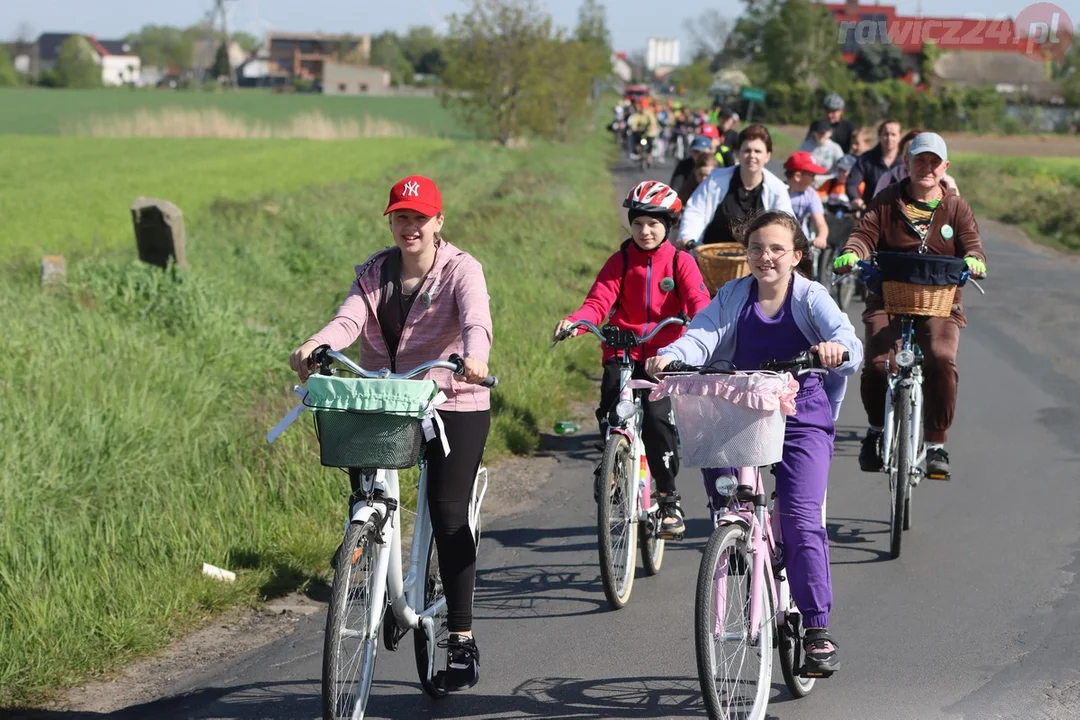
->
<box><xmin>267</xmin><ymin>346</ymin><xmax>497</xmax><ymax>720</ymax></box>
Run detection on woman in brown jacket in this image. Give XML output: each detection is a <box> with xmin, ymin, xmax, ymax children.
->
<box><xmin>834</xmin><ymin>133</ymin><xmax>987</xmax><ymax>480</ymax></box>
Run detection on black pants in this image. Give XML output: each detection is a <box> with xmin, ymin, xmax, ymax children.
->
<box><xmin>424</xmin><ymin>409</ymin><xmax>490</xmax><ymax>633</ymax></box>
<box><xmin>597</xmin><ymin>359</ymin><xmax>679</xmax><ymax>495</ymax></box>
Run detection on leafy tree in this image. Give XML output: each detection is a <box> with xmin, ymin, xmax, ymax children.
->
<box><xmin>211</xmin><ymin>41</ymin><xmax>232</xmax><ymax>79</ymax></box>
<box><xmin>574</xmin><ymin>0</ymin><xmax>611</xmax><ymax>87</ymax></box>
<box><xmin>56</xmin><ymin>36</ymin><xmax>101</xmax><ymax>88</ymax></box>
<box><xmin>0</xmin><ymin>47</ymin><xmax>18</xmax><ymax>87</ymax></box>
<box><xmin>400</xmin><ymin>26</ymin><xmax>445</xmax><ymax>76</ymax></box>
<box><xmin>919</xmin><ymin>40</ymin><xmax>942</xmax><ymax>88</ymax></box>
<box><xmin>527</xmin><ymin>34</ymin><xmax>594</xmax><ymax>140</ymax></box>
<box><xmin>440</xmin><ymin>0</ymin><xmax>552</xmax><ymax>145</ymax></box>
<box><xmin>668</xmin><ymin>57</ymin><xmax>713</xmax><ymax>95</ymax></box>
<box><xmin>370</xmin><ymin>32</ymin><xmax>414</xmax><ymax>85</ymax></box>
<box><xmin>683</xmin><ymin>9</ymin><xmax>732</xmax><ymax>70</ymax></box>
<box><xmin>231</xmin><ymin>31</ymin><xmax>259</xmax><ymax>54</ymax></box>
<box><xmin>759</xmin><ymin>0</ymin><xmax>843</xmax><ymax>85</ymax></box>
<box><xmin>852</xmin><ymin>41</ymin><xmax>907</xmax><ymax>83</ymax></box>
<box><xmin>126</xmin><ymin>25</ymin><xmax>202</xmax><ymax>71</ymax></box>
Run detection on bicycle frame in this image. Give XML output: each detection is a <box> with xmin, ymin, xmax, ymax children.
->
<box><xmin>711</xmin><ymin>466</ymin><xmax>784</xmax><ymax>644</ymax></box>
<box><xmin>345</xmin><ymin>463</ymin><xmax>488</xmax><ymax>683</ymax></box>
<box><xmin>879</xmin><ymin>316</ymin><xmax>926</xmax><ymax>478</ymax></box>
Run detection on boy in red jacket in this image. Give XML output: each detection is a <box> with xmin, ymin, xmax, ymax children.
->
<box><xmin>553</xmin><ymin>181</ymin><xmax>711</xmax><ymax>536</ymax></box>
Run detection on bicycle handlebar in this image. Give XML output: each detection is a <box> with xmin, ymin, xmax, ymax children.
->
<box><xmin>551</xmin><ymin>314</ymin><xmax>688</xmax><ymax>349</ymax></box>
<box><xmin>833</xmin><ymin>256</ymin><xmax>985</xmax><ymax>295</ymax></box>
<box><xmin>309</xmin><ymin>345</ymin><xmax>499</xmax><ymax>388</ymax></box>
<box><xmin>662</xmin><ymin>348</ymin><xmax>849</xmax><ymax>375</ymax></box>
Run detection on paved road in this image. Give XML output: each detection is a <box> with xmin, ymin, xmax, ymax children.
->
<box><xmin>44</xmin><ymin>157</ymin><xmax>1080</xmax><ymax>720</ymax></box>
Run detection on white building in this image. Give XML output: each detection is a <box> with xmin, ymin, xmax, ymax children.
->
<box><xmin>97</xmin><ymin>40</ymin><xmax>141</xmax><ymax>86</ymax></box>
<box><xmin>646</xmin><ymin>38</ymin><xmax>680</xmax><ymax>72</ymax></box>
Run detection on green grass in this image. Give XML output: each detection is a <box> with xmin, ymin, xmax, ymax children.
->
<box><xmin>948</xmin><ymin>153</ymin><xmax>1080</xmax><ymax>251</ymax></box>
<box><xmin>0</xmin><ymin>133</ymin><xmax>619</xmax><ymax>707</ymax></box>
<box><xmin>0</xmin><ymin>87</ymin><xmax>468</xmax><ymax>138</ymax></box>
<box><xmin>0</xmin><ymin>136</ymin><xmax>452</xmax><ymax>261</ymax></box>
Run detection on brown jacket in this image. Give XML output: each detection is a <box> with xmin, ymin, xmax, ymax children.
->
<box><xmin>844</xmin><ymin>179</ymin><xmax>985</xmax><ymax>320</ymax></box>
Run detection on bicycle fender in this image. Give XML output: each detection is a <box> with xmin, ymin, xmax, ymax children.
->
<box><xmin>716</xmin><ymin>513</ymin><xmax>752</xmax><ymax>532</ymax></box>
<box><xmin>350</xmin><ymin>504</ymin><xmax>381</xmax><ymax>527</ymax></box>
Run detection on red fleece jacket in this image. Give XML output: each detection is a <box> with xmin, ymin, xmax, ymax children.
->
<box><xmin>569</xmin><ymin>239</ymin><xmax>711</xmax><ymax>363</ymax></box>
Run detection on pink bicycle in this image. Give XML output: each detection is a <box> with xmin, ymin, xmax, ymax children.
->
<box><xmin>552</xmin><ymin>315</ymin><xmax>687</xmax><ymax>610</ymax></box>
<box><xmin>657</xmin><ymin>349</ymin><xmax>846</xmax><ymax>720</ymax></box>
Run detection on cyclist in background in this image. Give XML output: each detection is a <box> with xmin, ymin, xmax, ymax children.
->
<box><xmin>874</xmin><ymin>128</ymin><xmax>960</xmax><ymax>197</ymax></box>
<box><xmin>672</xmin><ymin>136</ymin><xmax>721</xmax><ymax>204</ymax></box>
<box><xmin>847</xmin><ymin>119</ymin><xmax>903</xmax><ymax>211</ymax></box>
<box><xmin>290</xmin><ymin>175</ymin><xmax>492</xmax><ymax>691</ymax></box>
<box><xmin>628</xmin><ymin>101</ymin><xmax>660</xmax><ymax>161</ymax></box>
<box><xmin>834</xmin><ymin>133</ymin><xmax>986</xmax><ymax>479</ymax></box>
<box><xmin>806</xmin><ymin>93</ymin><xmax>856</xmax><ymax>155</ymax></box>
<box><xmin>799</xmin><ymin>119</ymin><xmax>845</xmax><ymax>189</ymax></box>
<box><xmin>553</xmin><ymin>181</ymin><xmax>711</xmax><ymax>538</ymax></box>
<box><xmin>717</xmin><ymin>108</ymin><xmax>740</xmax><ymax>159</ymax></box>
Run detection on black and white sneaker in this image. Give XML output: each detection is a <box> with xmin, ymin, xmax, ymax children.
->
<box><xmin>859</xmin><ymin>431</ymin><xmax>884</xmax><ymax>472</ymax></box>
<box><xmin>803</xmin><ymin>629</ymin><xmax>840</xmax><ymax>676</ymax></box>
<box><xmin>439</xmin><ymin>633</ymin><xmax>480</xmax><ymax>691</ymax></box>
<box><xmin>926</xmin><ymin>447</ymin><xmax>951</xmax><ymax>480</ymax></box>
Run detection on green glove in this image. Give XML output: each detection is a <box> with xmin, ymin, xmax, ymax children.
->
<box><xmin>833</xmin><ymin>251</ymin><xmax>859</xmax><ymax>271</ymax></box>
<box><xmin>964</xmin><ymin>256</ymin><xmax>986</xmax><ymax>276</ymax></box>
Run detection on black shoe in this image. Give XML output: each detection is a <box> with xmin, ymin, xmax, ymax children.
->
<box><xmin>859</xmin><ymin>431</ymin><xmax>883</xmax><ymax>472</ymax></box>
<box><xmin>658</xmin><ymin>495</ymin><xmax>686</xmax><ymax>539</ymax></box>
<box><xmin>926</xmin><ymin>447</ymin><xmax>951</xmax><ymax>480</ymax></box>
<box><xmin>803</xmin><ymin>629</ymin><xmax>840</xmax><ymax>676</ymax></box>
<box><xmin>439</xmin><ymin>633</ymin><xmax>480</xmax><ymax>691</ymax></box>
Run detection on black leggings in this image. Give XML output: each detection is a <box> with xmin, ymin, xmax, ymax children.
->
<box><xmin>423</xmin><ymin>409</ymin><xmax>490</xmax><ymax>633</ymax></box>
<box><xmin>597</xmin><ymin>359</ymin><xmax>679</xmax><ymax>495</ymax></box>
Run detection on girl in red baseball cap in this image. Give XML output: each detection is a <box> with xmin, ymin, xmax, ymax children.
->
<box><xmin>290</xmin><ymin>174</ymin><xmax>492</xmax><ymax>691</ymax></box>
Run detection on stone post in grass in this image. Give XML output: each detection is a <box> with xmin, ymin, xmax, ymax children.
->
<box><xmin>41</xmin><ymin>255</ymin><xmax>66</xmax><ymax>291</ymax></box>
<box><xmin>130</xmin><ymin>197</ymin><xmax>188</xmax><ymax>270</ymax></box>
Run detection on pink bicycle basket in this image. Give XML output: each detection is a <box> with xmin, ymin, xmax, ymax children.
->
<box><xmin>654</xmin><ymin>372</ymin><xmax>798</xmax><ymax>468</ymax></box>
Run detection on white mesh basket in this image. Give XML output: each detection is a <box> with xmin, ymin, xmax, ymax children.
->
<box><xmin>658</xmin><ymin>373</ymin><xmax>795</xmax><ymax>468</ymax></box>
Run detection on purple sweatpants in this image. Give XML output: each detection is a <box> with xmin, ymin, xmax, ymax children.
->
<box><xmin>704</xmin><ymin>385</ymin><xmax>835</xmax><ymax>629</ymax></box>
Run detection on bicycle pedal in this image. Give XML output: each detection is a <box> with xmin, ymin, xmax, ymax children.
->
<box><xmin>926</xmin><ymin>472</ymin><xmax>951</xmax><ymax>481</ymax></box>
<box><xmin>657</xmin><ymin>530</ymin><xmax>684</xmax><ymax>541</ymax></box>
<box><xmin>800</xmin><ymin>668</ymin><xmax>835</xmax><ymax>679</ymax></box>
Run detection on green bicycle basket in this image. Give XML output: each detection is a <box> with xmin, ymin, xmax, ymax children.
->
<box><xmin>304</xmin><ymin>375</ymin><xmax>441</xmax><ymax>469</ymax></box>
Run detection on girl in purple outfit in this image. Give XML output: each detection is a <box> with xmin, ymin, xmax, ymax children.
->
<box><xmin>646</xmin><ymin>210</ymin><xmax>863</xmax><ymax>676</ymax></box>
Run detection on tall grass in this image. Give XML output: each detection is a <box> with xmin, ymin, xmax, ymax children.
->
<box><xmin>0</xmin><ymin>136</ymin><xmax>451</xmax><ymax>261</ymax></box>
<box><xmin>61</xmin><ymin>107</ymin><xmax>416</xmax><ymax>140</ymax></box>
<box><xmin>949</xmin><ymin>154</ymin><xmax>1080</xmax><ymax>251</ymax></box>
<box><xmin>0</xmin><ymin>88</ymin><xmax>468</xmax><ymax>139</ymax></box>
<box><xmin>0</xmin><ymin>135</ymin><xmax>620</xmax><ymax>706</ymax></box>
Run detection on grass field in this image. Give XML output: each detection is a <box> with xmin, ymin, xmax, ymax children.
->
<box><xmin>0</xmin><ymin>136</ymin><xmax>451</xmax><ymax>261</ymax></box>
<box><xmin>0</xmin><ymin>88</ymin><xmax>467</xmax><ymax>138</ymax></box>
<box><xmin>949</xmin><ymin>154</ymin><xmax>1080</xmax><ymax>251</ymax></box>
<box><xmin>0</xmin><ymin>132</ymin><xmax>619</xmax><ymax>707</ymax></box>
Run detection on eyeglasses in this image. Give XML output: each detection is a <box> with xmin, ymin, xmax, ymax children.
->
<box><xmin>746</xmin><ymin>245</ymin><xmax>794</xmax><ymax>260</ymax></box>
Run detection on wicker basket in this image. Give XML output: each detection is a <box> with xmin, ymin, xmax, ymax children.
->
<box><xmin>881</xmin><ymin>281</ymin><xmax>957</xmax><ymax>318</ymax></box>
<box><xmin>694</xmin><ymin>243</ymin><xmax>749</xmax><ymax>295</ymax></box>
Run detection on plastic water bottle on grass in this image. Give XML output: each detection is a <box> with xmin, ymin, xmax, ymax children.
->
<box><xmin>554</xmin><ymin>421</ymin><xmax>581</xmax><ymax>435</ymax></box>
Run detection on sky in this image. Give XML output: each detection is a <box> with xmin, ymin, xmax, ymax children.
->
<box><xmin>2</xmin><ymin>0</ymin><xmax>1067</xmax><ymax>58</ymax></box>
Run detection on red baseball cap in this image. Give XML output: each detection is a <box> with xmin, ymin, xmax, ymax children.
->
<box><xmin>783</xmin><ymin>151</ymin><xmax>827</xmax><ymax>175</ymax></box>
<box><xmin>700</xmin><ymin>124</ymin><xmax>720</xmax><ymax>139</ymax></box>
<box><xmin>383</xmin><ymin>175</ymin><xmax>442</xmax><ymax>217</ymax></box>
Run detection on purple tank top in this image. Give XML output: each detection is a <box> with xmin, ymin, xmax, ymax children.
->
<box><xmin>732</xmin><ymin>278</ymin><xmax>820</xmax><ymax>392</ymax></box>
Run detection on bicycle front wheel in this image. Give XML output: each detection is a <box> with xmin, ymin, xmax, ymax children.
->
<box><xmin>323</xmin><ymin>519</ymin><xmax>382</xmax><ymax>720</ymax></box>
<box><xmin>696</xmin><ymin>524</ymin><xmax>773</xmax><ymax>720</ymax></box>
<box><xmin>597</xmin><ymin>434</ymin><xmax>637</xmax><ymax>610</ymax></box>
<box><xmin>890</xmin><ymin>385</ymin><xmax>913</xmax><ymax>559</ymax></box>
<box><xmin>778</xmin><ymin>608</ymin><xmax>815</xmax><ymax>698</ymax></box>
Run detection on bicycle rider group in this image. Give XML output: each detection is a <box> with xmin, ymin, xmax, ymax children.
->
<box><xmin>272</xmin><ymin>88</ymin><xmax>987</xmax><ymax>719</ymax></box>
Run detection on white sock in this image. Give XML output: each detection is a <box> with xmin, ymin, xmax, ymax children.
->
<box><xmin>926</xmin><ymin>442</ymin><xmax>944</xmax><ymax>451</ymax></box>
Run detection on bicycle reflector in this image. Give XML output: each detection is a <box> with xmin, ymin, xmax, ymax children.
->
<box><xmin>896</xmin><ymin>349</ymin><xmax>917</xmax><ymax>368</ymax></box>
<box><xmin>615</xmin><ymin>400</ymin><xmax>636</xmax><ymax>420</ymax></box>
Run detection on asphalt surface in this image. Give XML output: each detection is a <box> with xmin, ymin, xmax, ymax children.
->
<box><xmin>41</xmin><ymin>155</ymin><xmax>1080</xmax><ymax>720</ymax></box>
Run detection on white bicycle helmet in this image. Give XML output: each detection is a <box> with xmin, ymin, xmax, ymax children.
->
<box><xmin>623</xmin><ymin>180</ymin><xmax>683</xmax><ymax>217</ymax></box>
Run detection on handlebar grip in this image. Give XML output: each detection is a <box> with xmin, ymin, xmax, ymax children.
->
<box><xmin>666</xmin><ymin>360</ymin><xmax>697</xmax><ymax>373</ymax></box>
<box><xmin>481</xmin><ymin>376</ymin><xmax>499</xmax><ymax>389</ymax></box>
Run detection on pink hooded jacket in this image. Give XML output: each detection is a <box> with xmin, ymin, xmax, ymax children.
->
<box><xmin>306</xmin><ymin>241</ymin><xmax>493</xmax><ymax>412</ymax></box>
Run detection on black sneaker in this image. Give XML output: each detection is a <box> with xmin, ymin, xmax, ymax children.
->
<box><xmin>439</xmin><ymin>633</ymin><xmax>480</xmax><ymax>691</ymax></box>
<box><xmin>859</xmin><ymin>431</ymin><xmax>883</xmax><ymax>472</ymax></box>
<box><xmin>803</xmin><ymin>629</ymin><xmax>840</xmax><ymax>676</ymax></box>
<box><xmin>926</xmin><ymin>447</ymin><xmax>951</xmax><ymax>480</ymax></box>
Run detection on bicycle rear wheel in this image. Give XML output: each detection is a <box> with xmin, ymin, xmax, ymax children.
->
<box><xmin>597</xmin><ymin>434</ymin><xmax>637</xmax><ymax>610</ymax></box>
<box><xmin>639</xmin><ymin>517</ymin><xmax>665</xmax><ymax>576</ymax></box>
<box><xmin>412</xmin><ymin>533</ymin><xmax>450</xmax><ymax>699</ymax></box>
<box><xmin>696</xmin><ymin>524</ymin><xmax>773</xmax><ymax>720</ymax></box>
<box><xmin>890</xmin><ymin>386</ymin><xmax>913</xmax><ymax>559</ymax></box>
<box><xmin>323</xmin><ymin>519</ymin><xmax>381</xmax><ymax>720</ymax></box>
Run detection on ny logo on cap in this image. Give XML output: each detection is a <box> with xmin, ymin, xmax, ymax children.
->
<box><xmin>403</xmin><ymin>180</ymin><xmax>421</xmax><ymax>197</ymax></box>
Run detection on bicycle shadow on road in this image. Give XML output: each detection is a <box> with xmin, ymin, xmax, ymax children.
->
<box><xmin>827</xmin><ymin>516</ymin><xmax>892</xmax><ymax>564</ymax></box>
<box><xmin>1</xmin><ymin>681</ymin><xmax>319</xmax><ymax>720</ymax></box>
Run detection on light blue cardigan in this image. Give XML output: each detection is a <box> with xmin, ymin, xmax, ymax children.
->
<box><xmin>658</xmin><ymin>274</ymin><xmax>864</xmax><ymax>421</ymax></box>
